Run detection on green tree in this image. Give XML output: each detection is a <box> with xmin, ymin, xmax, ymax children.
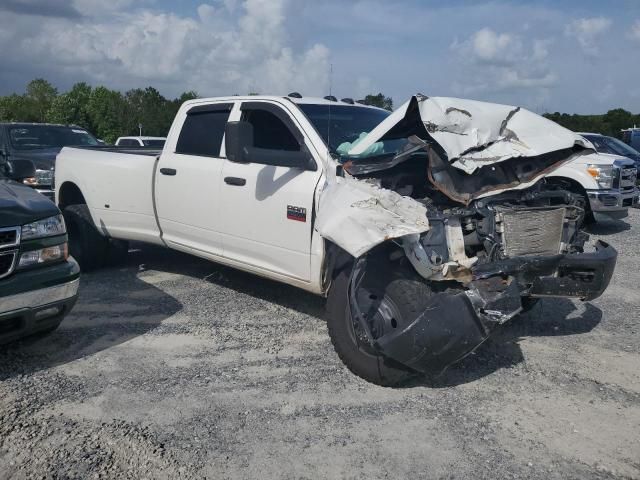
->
<box><xmin>86</xmin><ymin>87</ymin><xmax>128</xmax><ymax>143</ymax></box>
<box><xmin>176</xmin><ymin>91</ymin><xmax>199</xmax><ymax>104</ymax></box>
<box><xmin>602</xmin><ymin>109</ymin><xmax>635</xmax><ymax>137</ymax></box>
<box><xmin>0</xmin><ymin>94</ymin><xmax>33</xmax><ymax>122</ymax></box>
<box><xmin>360</xmin><ymin>93</ymin><xmax>393</xmax><ymax>111</ymax></box>
<box><xmin>24</xmin><ymin>78</ymin><xmax>58</xmax><ymax>122</ymax></box>
<box><xmin>47</xmin><ymin>82</ymin><xmax>93</xmax><ymax>128</ymax></box>
<box><xmin>124</xmin><ymin>87</ymin><xmax>176</xmax><ymax>137</ymax></box>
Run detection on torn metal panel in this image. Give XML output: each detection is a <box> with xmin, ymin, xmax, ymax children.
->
<box><xmin>315</xmin><ymin>177</ymin><xmax>429</xmax><ymax>258</ymax></box>
<box><xmin>348</xmin><ymin>95</ymin><xmax>589</xmax><ymax>174</ymax></box>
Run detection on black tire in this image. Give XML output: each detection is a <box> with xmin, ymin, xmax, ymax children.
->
<box><xmin>326</xmin><ymin>267</ymin><xmax>433</xmax><ymax>387</ymax></box>
<box><xmin>62</xmin><ymin>204</ymin><xmax>108</xmax><ymax>271</ymax></box>
<box><xmin>576</xmin><ymin>191</ymin><xmax>596</xmax><ymax>224</ymax></box>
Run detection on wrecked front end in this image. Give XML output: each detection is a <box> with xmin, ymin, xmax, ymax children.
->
<box><xmin>318</xmin><ymin>95</ymin><xmax>617</xmax><ymax>378</ymax></box>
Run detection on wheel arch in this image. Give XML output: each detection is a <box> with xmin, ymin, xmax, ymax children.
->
<box><xmin>57</xmin><ymin>181</ymin><xmax>87</xmax><ymax>210</ymax></box>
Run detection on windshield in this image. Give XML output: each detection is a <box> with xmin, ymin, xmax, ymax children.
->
<box><xmin>298</xmin><ymin>104</ymin><xmax>405</xmax><ymax>156</ymax></box>
<box><xmin>584</xmin><ymin>134</ymin><xmax>639</xmax><ymax>157</ymax></box>
<box><xmin>143</xmin><ymin>139</ymin><xmax>166</xmax><ymax>147</ymax></box>
<box><xmin>9</xmin><ymin>125</ymin><xmax>99</xmax><ymax>150</ymax></box>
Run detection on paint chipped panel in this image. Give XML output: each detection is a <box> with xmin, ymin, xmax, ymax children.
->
<box><xmin>315</xmin><ymin>177</ymin><xmax>429</xmax><ymax>258</ymax></box>
<box><xmin>348</xmin><ymin>95</ymin><xmax>588</xmax><ymax>174</ymax></box>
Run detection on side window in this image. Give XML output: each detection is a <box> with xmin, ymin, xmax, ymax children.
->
<box><xmin>242</xmin><ymin>108</ymin><xmax>300</xmax><ymax>152</ymax></box>
<box><xmin>176</xmin><ymin>105</ymin><xmax>232</xmax><ymax>157</ymax></box>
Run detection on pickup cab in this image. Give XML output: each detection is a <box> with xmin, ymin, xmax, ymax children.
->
<box><xmin>55</xmin><ymin>94</ymin><xmax>617</xmax><ymax>386</ymax></box>
<box><xmin>0</xmin><ymin>157</ymin><xmax>79</xmax><ymax>343</ymax></box>
<box><xmin>0</xmin><ymin>123</ymin><xmax>101</xmax><ymax>200</ymax></box>
<box><xmin>545</xmin><ymin>133</ymin><xmax>638</xmax><ymax>221</ymax></box>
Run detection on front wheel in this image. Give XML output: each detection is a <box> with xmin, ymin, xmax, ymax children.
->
<box><xmin>326</xmin><ymin>268</ymin><xmax>433</xmax><ymax>387</ymax></box>
<box><xmin>62</xmin><ymin>204</ymin><xmax>108</xmax><ymax>271</ymax></box>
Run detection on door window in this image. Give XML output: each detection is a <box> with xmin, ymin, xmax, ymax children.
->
<box><xmin>241</xmin><ymin>107</ymin><xmax>300</xmax><ymax>152</ymax></box>
<box><xmin>176</xmin><ymin>104</ymin><xmax>232</xmax><ymax>157</ymax></box>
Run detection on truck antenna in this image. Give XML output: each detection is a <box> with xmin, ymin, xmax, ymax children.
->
<box><xmin>327</xmin><ymin>63</ymin><xmax>333</xmax><ymax>160</ymax></box>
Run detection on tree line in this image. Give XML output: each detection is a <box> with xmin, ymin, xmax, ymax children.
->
<box><xmin>1</xmin><ymin>79</ymin><xmax>637</xmax><ymax>143</ymax></box>
<box><xmin>0</xmin><ymin>79</ymin><xmax>198</xmax><ymax>144</ymax></box>
<box><xmin>543</xmin><ymin>109</ymin><xmax>639</xmax><ymax>138</ymax></box>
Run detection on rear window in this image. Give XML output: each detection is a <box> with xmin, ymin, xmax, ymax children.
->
<box><xmin>143</xmin><ymin>139</ymin><xmax>165</xmax><ymax>147</ymax></box>
<box><xmin>175</xmin><ymin>107</ymin><xmax>231</xmax><ymax>157</ymax></box>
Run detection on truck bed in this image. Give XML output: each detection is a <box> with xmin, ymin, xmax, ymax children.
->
<box><xmin>69</xmin><ymin>145</ymin><xmax>162</xmax><ymax>156</ymax></box>
<box><xmin>55</xmin><ymin>146</ymin><xmax>162</xmax><ymax>245</ymax></box>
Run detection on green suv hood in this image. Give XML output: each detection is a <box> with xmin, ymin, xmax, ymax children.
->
<box><xmin>0</xmin><ymin>178</ymin><xmax>59</xmax><ymax>227</ymax></box>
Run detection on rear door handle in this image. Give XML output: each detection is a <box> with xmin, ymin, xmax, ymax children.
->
<box><xmin>160</xmin><ymin>168</ymin><xmax>177</xmax><ymax>176</ymax></box>
<box><xmin>224</xmin><ymin>177</ymin><xmax>246</xmax><ymax>186</ymax></box>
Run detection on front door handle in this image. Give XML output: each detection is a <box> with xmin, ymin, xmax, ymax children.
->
<box><xmin>160</xmin><ymin>168</ymin><xmax>177</xmax><ymax>176</ymax></box>
<box><xmin>224</xmin><ymin>176</ymin><xmax>246</xmax><ymax>186</ymax></box>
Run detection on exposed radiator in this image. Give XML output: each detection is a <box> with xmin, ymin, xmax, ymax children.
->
<box><xmin>498</xmin><ymin>207</ymin><xmax>566</xmax><ymax>257</ymax></box>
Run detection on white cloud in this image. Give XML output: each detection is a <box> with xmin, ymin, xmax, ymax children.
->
<box><xmin>471</xmin><ymin>28</ymin><xmax>519</xmax><ymax>64</ymax></box>
<box><xmin>565</xmin><ymin>17</ymin><xmax>612</xmax><ymax>54</ymax></box>
<box><xmin>451</xmin><ymin>28</ymin><xmax>556</xmax><ymax>97</ymax></box>
<box><xmin>630</xmin><ymin>19</ymin><xmax>640</xmax><ymax>41</ymax></box>
<box><xmin>0</xmin><ymin>0</ymin><xmax>331</xmax><ymax>97</ymax></box>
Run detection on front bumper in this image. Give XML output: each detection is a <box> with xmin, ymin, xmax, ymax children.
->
<box><xmin>0</xmin><ymin>258</ymin><xmax>79</xmax><ymax>344</ymax></box>
<box><xmin>587</xmin><ymin>188</ymin><xmax>639</xmax><ymax>218</ymax></box>
<box><xmin>367</xmin><ymin>241</ymin><xmax>617</xmax><ymax>374</ymax></box>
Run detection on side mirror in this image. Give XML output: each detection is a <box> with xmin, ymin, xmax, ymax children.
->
<box><xmin>5</xmin><ymin>159</ymin><xmax>36</xmax><ymax>181</ymax></box>
<box><xmin>225</xmin><ymin>121</ymin><xmax>254</xmax><ymax>163</ymax></box>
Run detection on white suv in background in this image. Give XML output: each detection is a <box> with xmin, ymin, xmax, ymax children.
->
<box><xmin>114</xmin><ymin>136</ymin><xmax>166</xmax><ymax>148</ymax></box>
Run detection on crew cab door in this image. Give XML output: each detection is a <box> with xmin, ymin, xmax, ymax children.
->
<box><xmin>220</xmin><ymin>101</ymin><xmax>322</xmax><ymax>281</ymax></box>
<box><xmin>155</xmin><ymin>102</ymin><xmax>234</xmax><ymax>256</ymax></box>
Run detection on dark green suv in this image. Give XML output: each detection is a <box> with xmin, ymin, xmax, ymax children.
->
<box><xmin>0</xmin><ymin>158</ymin><xmax>79</xmax><ymax>343</ymax></box>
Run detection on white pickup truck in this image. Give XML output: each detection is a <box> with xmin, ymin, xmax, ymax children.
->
<box><xmin>546</xmin><ymin>133</ymin><xmax>638</xmax><ymax>222</ymax></box>
<box><xmin>55</xmin><ymin>94</ymin><xmax>617</xmax><ymax>386</ymax></box>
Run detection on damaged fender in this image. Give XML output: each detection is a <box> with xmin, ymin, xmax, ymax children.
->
<box><xmin>315</xmin><ymin>177</ymin><xmax>430</xmax><ymax>258</ymax></box>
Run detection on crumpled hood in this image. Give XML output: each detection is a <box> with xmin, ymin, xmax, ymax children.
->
<box><xmin>317</xmin><ymin>94</ymin><xmax>594</xmax><ymax>258</ymax></box>
<box><xmin>0</xmin><ymin>178</ymin><xmax>59</xmax><ymax>227</ymax></box>
<box><xmin>345</xmin><ymin>95</ymin><xmax>592</xmax><ymax>205</ymax></box>
<box><xmin>349</xmin><ymin>95</ymin><xmax>589</xmax><ymax>174</ymax></box>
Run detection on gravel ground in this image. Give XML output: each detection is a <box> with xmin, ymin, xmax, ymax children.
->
<box><xmin>1</xmin><ymin>209</ymin><xmax>639</xmax><ymax>479</ymax></box>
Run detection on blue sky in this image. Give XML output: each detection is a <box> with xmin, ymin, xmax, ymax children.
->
<box><xmin>1</xmin><ymin>0</ymin><xmax>640</xmax><ymax>113</ymax></box>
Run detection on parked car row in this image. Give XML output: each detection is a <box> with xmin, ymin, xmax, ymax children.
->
<box><xmin>0</xmin><ymin>95</ymin><xmax>637</xmax><ymax>386</ymax></box>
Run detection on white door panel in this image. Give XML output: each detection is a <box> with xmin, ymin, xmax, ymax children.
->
<box><xmin>220</xmin><ymin>162</ymin><xmax>319</xmax><ymax>280</ymax></box>
<box><xmin>155</xmin><ymin>153</ymin><xmax>225</xmax><ymax>254</ymax></box>
<box><xmin>155</xmin><ymin>102</ymin><xmax>234</xmax><ymax>255</ymax></box>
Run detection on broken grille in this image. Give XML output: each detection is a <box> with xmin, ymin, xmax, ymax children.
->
<box><xmin>0</xmin><ymin>227</ymin><xmax>19</xmax><ymax>250</ymax></box>
<box><xmin>620</xmin><ymin>167</ymin><xmax>637</xmax><ymax>192</ymax></box>
<box><xmin>0</xmin><ymin>250</ymin><xmax>17</xmax><ymax>280</ymax></box>
<box><xmin>499</xmin><ymin>207</ymin><xmax>566</xmax><ymax>257</ymax></box>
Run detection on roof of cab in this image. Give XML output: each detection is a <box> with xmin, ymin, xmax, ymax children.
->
<box><xmin>181</xmin><ymin>95</ymin><xmax>386</xmax><ymax>111</ymax></box>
